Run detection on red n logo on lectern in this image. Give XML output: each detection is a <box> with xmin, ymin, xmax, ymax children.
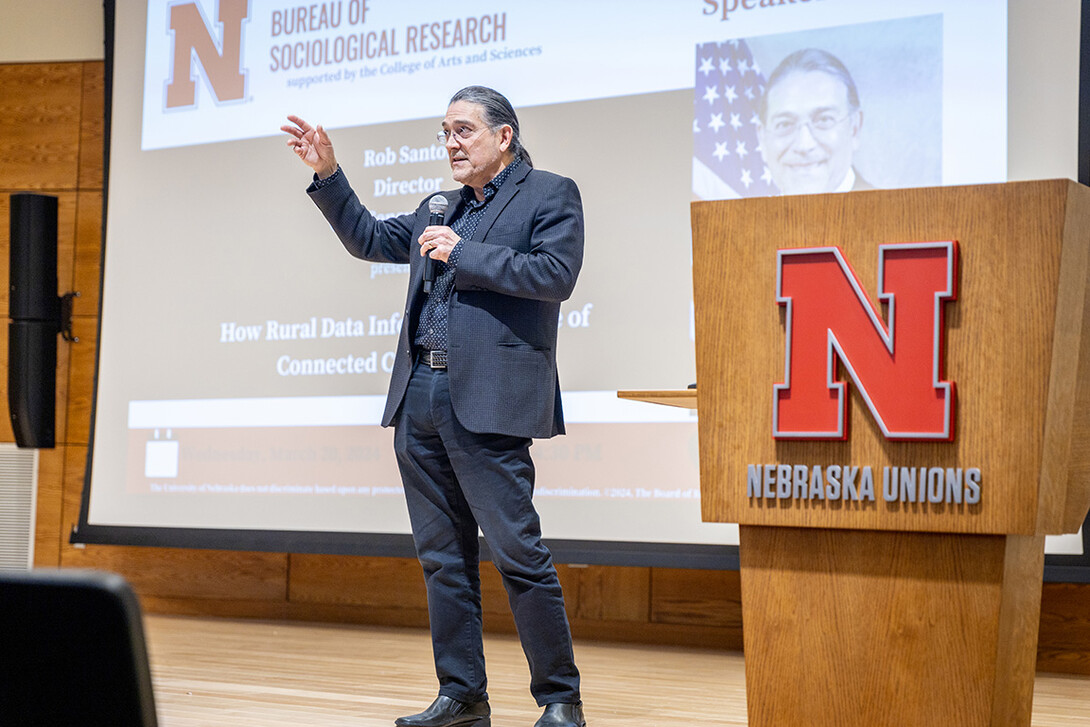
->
<box><xmin>773</xmin><ymin>242</ymin><xmax>958</xmax><ymax>440</ymax></box>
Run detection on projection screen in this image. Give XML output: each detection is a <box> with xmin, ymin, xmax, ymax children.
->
<box><xmin>74</xmin><ymin>0</ymin><xmax>1089</xmax><ymax>571</ymax></box>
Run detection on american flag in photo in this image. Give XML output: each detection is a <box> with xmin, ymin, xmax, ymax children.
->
<box><xmin>693</xmin><ymin>39</ymin><xmax>778</xmax><ymax>198</ymax></box>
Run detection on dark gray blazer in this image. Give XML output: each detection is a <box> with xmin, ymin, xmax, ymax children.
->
<box><xmin>307</xmin><ymin>162</ymin><xmax>584</xmax><ymax>439</ymax></box>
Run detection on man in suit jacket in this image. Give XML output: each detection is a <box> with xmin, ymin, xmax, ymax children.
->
<box><xmin>283</xmin><ymin>86</ymin><xmax>585</xmax><ymax>727</ymax></box>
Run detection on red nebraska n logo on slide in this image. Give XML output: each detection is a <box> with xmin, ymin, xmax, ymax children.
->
<box><xmin>773</xmin><ymin>243</ymin><xmax>958</xmax><ymax>440</ymax></box>
<box><xmin>165</xmin><ymin>0</ymin><xmax>249</xmax><ymax>109</ymax></box>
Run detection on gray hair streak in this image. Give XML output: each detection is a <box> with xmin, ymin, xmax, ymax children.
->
<box><xmin>449</xmin><ymin>85</ymin><xmax>533</xmax><ymax>167</ymax></box>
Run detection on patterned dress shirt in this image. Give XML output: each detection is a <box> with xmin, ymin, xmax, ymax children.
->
<box><xmin>413</xmin><ymin>157</ymin><xmax>522</xmax><ymax>352</ymax></box>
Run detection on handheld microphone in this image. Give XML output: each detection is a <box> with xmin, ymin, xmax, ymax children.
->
<box><xmin>423</xmin><ymin>194</ymin><xmax>449</xmax><ymax>294</ymax></box>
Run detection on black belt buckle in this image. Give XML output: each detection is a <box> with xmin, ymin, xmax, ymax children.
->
<box><xmin>422</xmin><ymin>350</ymin><xmax>447</xmax><ymax>369</ymax></box>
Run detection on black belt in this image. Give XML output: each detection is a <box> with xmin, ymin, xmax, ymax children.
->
<box><xmin>419</xmin><ymin>349</ymin><xmax>447</xmax><ymax>369</ymax></box>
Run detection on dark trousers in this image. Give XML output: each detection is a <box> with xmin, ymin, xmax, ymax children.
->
<box><xmin>393</xmin><ymin>360</ymin><xmax>581</xmax><ymax>706</ymax></box>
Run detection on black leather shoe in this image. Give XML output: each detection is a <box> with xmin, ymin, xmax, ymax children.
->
<box><xmin>534</xmin><ymin>702</ymin><xmax>586</xmax><ymax>727</ymax></box>
<box><xmin>394</xmin><ymin>695</ymin><xmax>490</xmax><ymax>727</ymax></box>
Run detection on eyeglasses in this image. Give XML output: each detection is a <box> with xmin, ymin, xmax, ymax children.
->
<box><xmin>436</xmin><ymin>125</ymin><xmax>486</xmax><ymax>144</ymax></box>
<box><xmin>766</xmin><ymin>111</ymin><xmax>854</xmax><ymax>139</ymax></box>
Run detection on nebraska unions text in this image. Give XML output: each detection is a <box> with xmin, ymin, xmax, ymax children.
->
<box><xmin>746</xmin><ymin>464</ymin><xmax>982</xmax><ymax>505</ymax></box>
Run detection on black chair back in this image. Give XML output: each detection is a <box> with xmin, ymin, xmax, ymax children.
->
<box><xmin>0</xmin><ymin>569</ymin><xmax>158</xmax><ymax>726</ymax></box>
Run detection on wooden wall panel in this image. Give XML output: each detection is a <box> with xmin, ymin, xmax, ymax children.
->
<box><xmin>72</xmin><ymin>189</ymin><xmax>101</xmax><ymax>319</ymax></box>
<box><xmin>78</xmin><ymin>61</ymin><xmax>104</xmax><ymax>190</ymax></box>
<box><xmin>63</xmin><ymin>315</ymin><xmax>96</xmax><ymax>444</ymax></box>
<box><xmin>560</xmin><ymin>565</ymin><xmax>650</xmax><ymax>623</ymax></box>
<box><xmin>1038</xmin><ymin>582</ymin><xmax>1090</xmax><ymax>673</ymax></box>
<box><xmin>3</xmin><ymin>60</ymin><xmax>1087</xmax><ymax>676</ymax></box>
<box><xmin>32</xmin><ymin>445</ymin><xmax>66</xmax><ymax>567</ymax></box>
<box><xmin>0</xmin><ymin>63</ymin><xmax>83</xmax><ymax>190</ymax></box>
<box><xmin>290</xmin><ymin>554</ymin><xmax>427</xmax><ymax>609</ymax></box>
<box><xmin>62</xmin><ymin>545</ymin><xmax>290</xmax><ymax>601</ymax></box>
<box><xmin>650</xmin><ymin>568</ymin><xmax>743</xmax><ymax>631</ymax></box>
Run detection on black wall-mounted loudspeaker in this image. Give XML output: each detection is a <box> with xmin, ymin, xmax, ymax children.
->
<box><xmin>8</xmin><ymin>192</ymin><xmax>60</xmax><ymax>448</ymax></box>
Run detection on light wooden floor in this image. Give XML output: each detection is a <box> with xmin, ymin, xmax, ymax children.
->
<box><xmin>144</xmin><ymin>615</ymin><xmax>1090</xmax><ymax>727</ymax></box>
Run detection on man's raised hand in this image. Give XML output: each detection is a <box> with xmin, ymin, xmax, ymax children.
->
<box><xmin>281</xmin><ymin>115</ymin><xmax>338</xmax><ymax>179</ymax></box>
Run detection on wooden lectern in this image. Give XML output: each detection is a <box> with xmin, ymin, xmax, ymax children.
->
<box><xmin>688</xmin><ymin>181</ymin><xmax>1090</xmax><ymax>726</ymax></box>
